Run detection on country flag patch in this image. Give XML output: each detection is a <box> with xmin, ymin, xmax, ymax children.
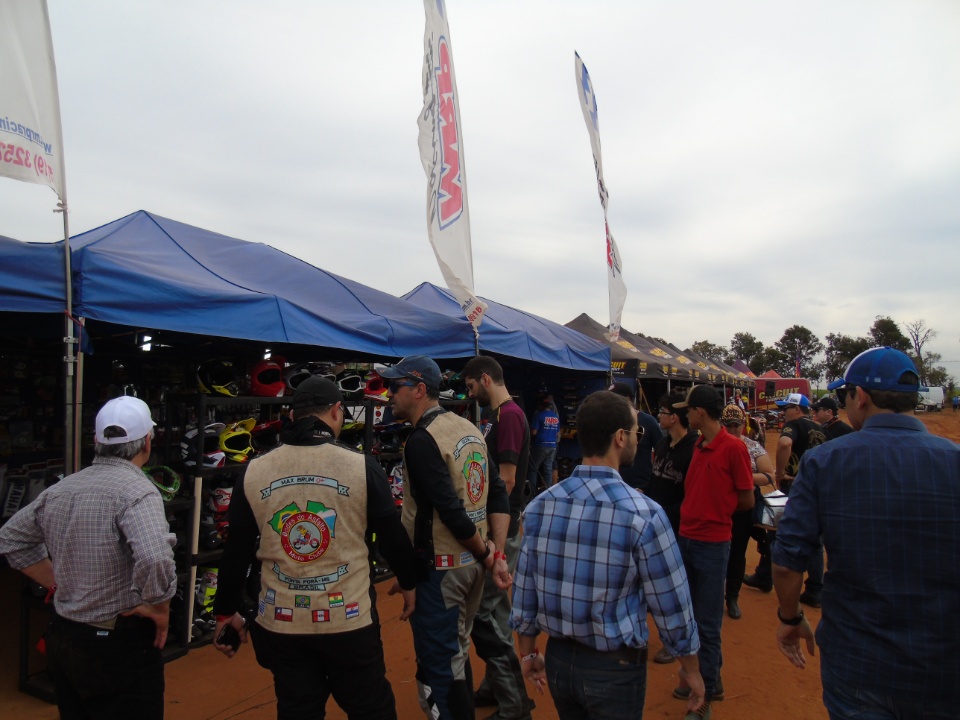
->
<box><xmin>345</xmin><ymin>602</ymin><xmax>360</xmax><ymax>619</ymax></box>
<box><xmin>312</xmin><ymin>609</ymin><xmax>330</xmax><ymax>623</ymax></box>
<box><xmin>275</xmin><ymin>607</ymin><xmax>293</xmax><ymax>622</ymax></box>
<box><xmin>264</xmin><ymin>589</ymin><xmax>276</xmax><ymax>604</ymax></box>
<box><xmin>436</xmin><ymin>554</ymin><xmax>454</xmax><ymax>568</ymax></box>
<box><xmin>295</xmin><ymin>595</ymin><xmax>310</xmax><ymax>608</ymax></box>
<box><xmin>328</xmin><ymin>592</ymin><xmax>344</xmax><ymax>607</ymax></box>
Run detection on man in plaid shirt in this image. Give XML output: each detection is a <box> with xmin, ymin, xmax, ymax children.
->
<box><xmin>511</xmin><ymin>390</ymin><xmax>704</xmax><ymax>719</ymax></box>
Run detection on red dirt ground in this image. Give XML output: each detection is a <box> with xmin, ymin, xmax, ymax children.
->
<box><xmin>6</xmin><ymin>409</ymin><xmax>958</xmax><ymax>720</ymax></box>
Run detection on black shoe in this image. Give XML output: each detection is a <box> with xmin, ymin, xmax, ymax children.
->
<box><xmin>742</xmin><ymin>573</ymin><xmax>773</xmax><ymax>593</ymax></box>
<box><xmin>726</xmin><ymin>597</ymin><xmax>741</xmax><ymax>619</ymax></box>
<box><xmin>799</xmin><ymin>591</ymin><xmax>821</xmax><ymax>608</ymax></box>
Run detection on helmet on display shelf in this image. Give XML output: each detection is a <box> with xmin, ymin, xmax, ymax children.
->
<box><xmin>248</xmin><ymin>359</ymin><xmax>285</xmax><ymax>397</ymax></box>
<box><xmin>284</xmin><ymin>362</ymin><xmax>335</xmax><ymax>393</ymax></box>
<box><xmin>364</xmin><ymin>372</ymin><xmax>389</xmax><ymax>400</ymax></box>
<box><xmin>219</xmin><ymin>420</ymin><xmax>255</xmax><ymax>463</ymax></box>
<box><xmin>197</xmin><ymin>360</ymin><xmax>241</xmax><ymax>397</ymax></box>
<box><xmin>181</xmin><ymin>423</ymin><xmax>227</xmax><ymax>467</ymax></box>
<box><xmin>199</xmin><ymin>515</ymin><xmax>223</xmax><ymax>549</ymax></box>
<box><xmin>142</xmin><ymin>465</ymin><xmax>181</xmax><ymax>501</ymax></box>
<box><xmin>207</xmin><ymin>485</ymin><xmax>233</xmax><ymax>514</ymax></box>
<box><xmin>251</xmin><ymin>418</ymin><xmax>283</xmax><ymax>452</ymax></box>
<box><xmin>386</xmin><ymin>461</ymin><xmax>404</xmax><ymax>508</ymax></box>
<box><xmin>335</xmin><ymin>371</ymin><xmax>364</xmax><ymax>400</ymax></box>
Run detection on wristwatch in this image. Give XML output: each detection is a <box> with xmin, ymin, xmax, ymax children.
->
<box><xmin>777</xmin><ymin>607</ymin><xmax>805</xmax><ymax>626</ymax></box>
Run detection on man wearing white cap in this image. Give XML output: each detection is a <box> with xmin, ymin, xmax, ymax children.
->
<box><xmin>0</xmin><ymin>396</ymin><xmax>176</xmax><ymax>720</ymax></box>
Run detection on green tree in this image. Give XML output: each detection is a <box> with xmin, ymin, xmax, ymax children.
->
<box><xmin>774</xmin><ymin>325</ymin><xmax>824</xmax><ymax>378</ymax></box>
<box><xmin>921</xmin><ymin>351</ymin><xmax>954</xmax><ymax>389</ymax></box>
<box><xmin>869</xmin><ymin>316</ymin><xmax>910</xmax><ymax>352</ymax></box>
<box><xmin>729</xmin><ymin>332</ymin><xmax>764</xmax><ymax>365</ymax></box>
<box><xmin>752</xmin><ymin>346</ymin><xmax>788</xmax><ymax>376</ymax></box>
<box><xmin>690</xmin><ymin>340</ymin><xmax>728</xmax><ymax>364</ymax></box>
<box><xmin>824</xmin><ymin>333</ymin><xmax>871</xmax><ymax>382</ymax></box>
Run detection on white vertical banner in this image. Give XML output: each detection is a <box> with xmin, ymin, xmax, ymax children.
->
<box><xmin>418</xmin><ymin>0</ymin><xmax>486</xmax><ymax>328</ymax></box>
<box><xmin>574</xmin><ymin>51</ymin><xmax>626</xmax><ymax>342</ymax></box>
<box><xmin>0</xmin><ymin>0</ymin><xmax>67</xmax><ymax>201</ymax></box>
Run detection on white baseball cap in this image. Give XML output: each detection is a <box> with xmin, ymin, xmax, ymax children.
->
<box><xmin>95</xmin><ymin>396</ymin><xmax>156</xmax><ymax>445</ymax></box>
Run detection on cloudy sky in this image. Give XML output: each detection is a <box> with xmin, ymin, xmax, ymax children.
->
<box><xmin>3</xmin><ymin>0</ymin><xmax>959</xmax><ymax>375</ymax></box>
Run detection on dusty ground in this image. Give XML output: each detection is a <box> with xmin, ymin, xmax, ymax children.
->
<box><xmin>5</xmin><ymin>408</ymin><xmax>958</xmax><ymax>720</ymax></box>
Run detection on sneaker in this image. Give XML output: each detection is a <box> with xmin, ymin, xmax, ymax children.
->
<box><xmin>742</xmin><ymin>573</ymin><xmax>773</xmax><ymax>593</ymax></box>
<box><xmin>653</xmin><ymin>646</ymin><xmax>676</xmax><ymax>664</ymax></box>
<box><xmin>799</xmin><ymin>591</ymin><xmax>822</xmax><ymax>608</ymax></box>
<box><xmin>683</xmin><ymin>702</ymin><xmax>712</xmax><ymax>720</ymax></box>
<box><xmin>674</xmin><ymin>677</ymin><xmax>724</xmax><ymax>702</ymax></box>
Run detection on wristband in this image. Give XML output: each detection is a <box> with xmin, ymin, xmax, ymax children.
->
<box><xmin>777</xmin><ymin>607</ymin><xmax>805</xmax><ymax>626</ymax></box>
<box><xmin>520</xmin><ymin>649</ymin><xmax>540</xmax><ymax>662</ymax></box>
<box><xmin>215</xmin><ymin>614</ymin><xmax>235</xmax><ymax>623</ymax></box>
<box><xmin>761</xmin><ymin>472</ymin><xmax>773</xmax><ymax>486</ymax></box>
<box><xmin>493</xmin><ymin>550</ymin><xmax>507</xmax><ymax>563</ymax></box>
<box><xmin>476</xmin><ymin>545</ymin><xmax>492</xmax><ymax>562</ymax></box>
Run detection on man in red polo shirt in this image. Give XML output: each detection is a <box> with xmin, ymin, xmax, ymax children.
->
<box><xmin>671</xmin><ymin>385</ymin><xmax>754</xmax><ymax>720</ymax></box>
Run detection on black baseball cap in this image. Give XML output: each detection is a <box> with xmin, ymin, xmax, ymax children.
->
<box><xmin>672</xmin><ymin>385</ymin><xmax>723</xmax><ymax>411</ymax></box>
<box><xmin>812</xmin><ymin>397</ymin><xmax>839</xmax><ymax>413</ymax></box>
<box><xmin>293</xmin><ymin>376</ymin><xmax>345</xmax><ymax>411</ymax></box>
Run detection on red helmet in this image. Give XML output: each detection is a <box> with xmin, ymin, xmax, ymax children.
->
<box><xmin>249</xmin><ymin>359</ymin><xmax>285</xmax><ymax>397</ymax></box>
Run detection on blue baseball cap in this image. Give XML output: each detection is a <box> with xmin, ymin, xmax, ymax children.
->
<box><xmin>375</xmin><ymin>355</ymin><xmax>442</xmax><ymax>390</ymax></box>
<box><xmin>774</xmin><ymin>393</ymin><xmax>810</xmax><ymax>408</ymax></box>
<box><xmin>827</xmin><ymin>347</ymin><xmax>920</xmax><ymax>393</ymax></box>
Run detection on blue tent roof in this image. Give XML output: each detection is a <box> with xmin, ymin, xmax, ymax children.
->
<box><xmin>0</xmin><ymin>234</ymin><xmax>66</xmax><ymax>313</ymax></box>
<box><xmin>402</xmin><ymin>282</ymin><xmax>609</xmax><ymax>371</ymax></box>
<box><xmin>69</xmin><ymin>211</ymin><xmax>476</xmax><ymax>358</ymax></box>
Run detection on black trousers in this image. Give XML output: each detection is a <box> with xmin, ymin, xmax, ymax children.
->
<box><xmin>727</xmin><ymin>509</ymin><xmax>767</xmax><ymax>598</ymax></box>
<box><xmin>45</xmin><ymin>615</ymin><xmax>164</xmax><ymax>720</ymax></box>
<box><xmin>250</xmin><ymin>620</ymin><xmax>397</xmax><ymax>720</ymax></box>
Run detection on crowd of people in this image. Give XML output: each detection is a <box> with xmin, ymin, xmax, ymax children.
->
<box><xmin>1</xmin><ymin>347</ymin><xmax>957</xmax><ymax>720</ymax></box>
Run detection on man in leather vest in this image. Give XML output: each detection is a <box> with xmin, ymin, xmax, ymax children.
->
<box><xmin>213</xmin><ymin>376</ymin><xmax>418</xmax><ymax>720</ymax></box>
<box><xmin>379</xmin><ymin>355</ymin><xmax>512</xmax><ymax>720</ymax></box>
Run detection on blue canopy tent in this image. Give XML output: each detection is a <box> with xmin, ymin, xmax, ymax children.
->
<box><xmin>69</xmin><ymin>211</ymin><xmax>476</xmax><ymax>359</ymax></box>
<box><xmin>402</xmin><ymin>282</ymin><xmax>610</xmax><ymax>372</ymax></box>
<box><xmin>0</xmin><ymin>234</ymin><xmax>65</xmax><ymax>314</ymax></box>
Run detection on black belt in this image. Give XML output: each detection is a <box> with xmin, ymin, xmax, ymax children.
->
<box><xmin>550</xmin><ymin>636</ymin><xmax>648</xmax><ymax>666</ymax></box>
<box><xmin>52</xmin><ymin>613</ymin><xmax>152</xmax><ymax>635</ymax></box>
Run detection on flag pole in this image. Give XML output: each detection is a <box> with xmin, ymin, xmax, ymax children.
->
<box><xmin>56</xmin><ymin>201</ymin><xmax>78</xmax><ymax>472</ymax></box>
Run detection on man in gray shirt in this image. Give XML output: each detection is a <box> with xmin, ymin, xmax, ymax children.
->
<box><xmin>0</xmin><ymin>396</ymin><xmax>176</xmax><ymax>720</ymax></box>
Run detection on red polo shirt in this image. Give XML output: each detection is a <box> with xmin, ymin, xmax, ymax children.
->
<box><xmin>679</xmin><ymin>426</ymin><xmax>753</xmax><ymax>542</ymax></box>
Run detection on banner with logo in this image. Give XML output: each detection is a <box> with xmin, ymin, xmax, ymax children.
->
<box><xmin>574</xmin><ymin>51</ymin><xmax>626</xmax><ymax>342</ymax></box>
<box><xmin>417</xmin><ymin>0</ymin><xmax>486</xmax><ymax>328</ymax></box>
<box><xmin>0</xmin><ymin>0</ymin><xmax>66</xmax><ymax>200</ymax></box>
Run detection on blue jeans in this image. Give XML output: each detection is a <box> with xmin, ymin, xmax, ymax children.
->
<box><xmin>545</xmin><ymin>637</ymin><xmax>646</xmax><ymax>720</ymax></box>
<box><xmin>822</xmin><ymin>664</ymin><xmax>952</xmax><ymax>720</ymax></box>
<box><xmin>678</xmin><ymin>536</ymin><xmax>729</xmax><ymax>701</ymax></box>
<box><xmin>527</xmin><ymin>445</ymin><xmax>556</xmax><ymax>495</ymax></box>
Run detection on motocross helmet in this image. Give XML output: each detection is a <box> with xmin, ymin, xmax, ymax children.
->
<box><xmin>142</xmin><ymin>465</ymin><xmax>181</xmax><ymax>501</ymax></box>
<box><xmin>219</xmin><ymin>420</ymin><xmax>255</xmax><ymax>463</ymax></box>
<box><xmin>248</xmin><ymin>359</ymin><xmax>285</xmax><ymax>397</ymax></box>
<box><xmin>284</xmin><ymin>362</ymin><xmax>335</xmax><ymax>393</ymax></box>
<box><xmin>181</xmin><ymin>423</ymin><xmax>227</xmax><ymax>467</ymax></box>
<box><xmin>197</xmin><ymin>360</ymin><xmax>240</xmax><ymax>397</ymax></box>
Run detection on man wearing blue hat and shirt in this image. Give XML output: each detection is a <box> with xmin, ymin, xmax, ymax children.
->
<box><xmin>772</xmin><ymin>347</ymin><xmax>960</xmax><ymax>720</ymax></box>
<box><xmin>744</xmin><ymin>391</ymin><xmax>825</xmax><ymax>602</ymax></box>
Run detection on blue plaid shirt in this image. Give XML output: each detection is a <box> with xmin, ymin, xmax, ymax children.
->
<box><xmin>510</xmin><ymin>465</ymin><xmax>699</xmax><ymax>656</ymax></box>
<box><xmin>773</xmin><ymin>413</ymin><xmax>960</xmax><ymax>701</ymax></box>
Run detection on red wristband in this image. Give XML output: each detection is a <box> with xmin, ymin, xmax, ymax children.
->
<box><xmin>215</xmin><ymin>614</ymin><xmax>235</xmax><ymax>623</ymax></box>
<box><xmin>494</xmin><ymin>550</ymin><xmax>507</xmax><ymax>562</ymax></box>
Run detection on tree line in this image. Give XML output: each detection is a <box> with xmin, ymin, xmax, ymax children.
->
<box><xmin>691</xmin><ymin>316</ymin><xmax>955</xmax><ymax>392</ymax></box>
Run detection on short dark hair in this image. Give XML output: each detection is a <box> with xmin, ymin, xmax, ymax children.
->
<box><xmin>461</xmin><ymin>355</ymin><xmax>504</xmax><ymax>384</ymax></box>
<box><xmin>608</xmin><ymin>382</ymin><xmax>636</xmax><ymax>403</ymax></box>
<box><xmin>850</xmin><ymin>380</ymin><xmax>918</xmax><ymax>413</ymax></box>
<box><xmin>576</xmin><ymin>391</ymin><xmax>635</xmax><ymax>457</ymax></box>
<box><xmin>660</xmin><ymin>391</ymin><xmax>690</xmax><ymax>428</ymax></box>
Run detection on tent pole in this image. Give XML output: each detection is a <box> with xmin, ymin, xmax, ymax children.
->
<box><xmin>57</xmin><ymin>203</ymin><xmax>77</xmax><ymax>473</ymax></box>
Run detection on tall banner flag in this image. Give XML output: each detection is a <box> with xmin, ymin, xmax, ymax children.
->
<box><xmin>0</xmin><ymin>0</ymin><xmax>67</xmax><ymax>200</ymax></box>
<box><xmin>418</xmin><ymin>0</ymin><xmax>486</xmax><ymax>328</ymax></box>
<box><xmin>574</xmin><ymin>51</ymin><xmax>626</xmax><ymax>342</ymax></box>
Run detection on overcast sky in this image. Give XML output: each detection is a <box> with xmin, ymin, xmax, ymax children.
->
<box><xmin>3</xmin><ymin>0</ymin><xmax>959</xmax><ymax>374</ymax></box>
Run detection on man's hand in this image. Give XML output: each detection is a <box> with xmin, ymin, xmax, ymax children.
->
<box><xmin>121</xmin><ymin>600</ymin><xmax>171</xmax><ymax>649</ymax></box>
<box><xmin>490</xmin><ymin>550</ymin><xmax>513</xmax><ymax>591</ymax></box>
<box><xmin>679</xmin><ymin>663</ymin><xmax>706</xmax><ymax>712</ymax></box>
<box><xmin>776</xmin><ymin>617</ymin><xmax>816</xmax><ymax>669</ymax></box>
<box><xmin>213</xmin><ymin>613</ymin><xmax>249</xmax><ymax>659</ymax></box>
<box><xmin>520</xmin><ymin>653</ymin><xmax>546</xmax><ymax>695</ymax></box>
<box><xmin>388</xmin><ymin>581</ymin><xmax>416</xmax><ymax>621</ymax></box>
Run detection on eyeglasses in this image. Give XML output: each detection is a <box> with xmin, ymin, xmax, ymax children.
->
<box><xmin>388</xmin><ymin>380</ymin><xmax>418</xmax><ymax>393</ymax></box>
<box><xmin>657</xmin><ymin>409</ymin><xmax>675</xmax><ymax>416</ymax></box>
<box><xmin>614</xmin><ymin>427</ymin><xmax>645</xmax><ymax>440</ymax></box>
